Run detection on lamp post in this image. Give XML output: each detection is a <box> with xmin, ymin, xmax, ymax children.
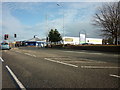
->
<box><xmin>46</xmin><ymin>12</ymin><xmax>49</xmax><ymax>47</ymax></box>
<box><xmin>57</xmin><ymin>3</ymin><xmax>65</xmax><ymax>46</ymax></box>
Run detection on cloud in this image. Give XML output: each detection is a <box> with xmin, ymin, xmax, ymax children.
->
<box><xmin>2</xmin><ymin>3</ymin><xmax>46</xmax><ymax>40</ymax></box>
<box><xmin>3</xmin><ymin>2</ymin><xmax>43</xmax><ymax>14</ymax></box>
<box><xmin>2</xmin><ymin>4</ymin><xmax>35</xmax><ymax>41</ymax></box>
<box><xmin>2</xmin><ymin>7</ymin><xmax>24</xmax><ymax>33</ymax></box>
<box><xmin>2</xmin><ymin>2</ymin><xmax>104</xmax><ymax>42</ymax></box>
<box><xmin>54</xmin><ymin>2</ymin><xmax>103</xmax><ymax>38</ymax></box>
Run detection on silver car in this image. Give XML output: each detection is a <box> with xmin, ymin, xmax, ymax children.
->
<box><xmin>0</xmin><ymin>43</ymin><xmax>11</xmax><ymax>50</ymax></box>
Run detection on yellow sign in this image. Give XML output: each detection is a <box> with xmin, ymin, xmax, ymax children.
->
<box><xmin>89</xmin><ymin>39</ymin><xmax>102</xmax><ymax>43</ymax></box>
<box><xmin>64</xmin><ymin>38</ymin><xmax>73</xmax><ymax>42</ymax></box>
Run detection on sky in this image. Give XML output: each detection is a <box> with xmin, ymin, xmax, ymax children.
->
<box><xmin>0</xmin><ymin>0</ymin><xmax>119</xmax><ymax>42</ymax></box>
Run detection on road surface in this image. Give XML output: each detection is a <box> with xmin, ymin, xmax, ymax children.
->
<box><xmin>1</xmin><ymin>47</ymin><xmax>120</xmax><ymax>89</ymax></box>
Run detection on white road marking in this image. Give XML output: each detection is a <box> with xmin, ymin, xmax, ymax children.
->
<box><xmin>6</xmin><ymin>65</ymin><xmax>26</xmax><ymax>90</ymax></box>
<box><xmin>109</xmin><ymin>74</ymin><xmax>120</xmax><ymax>78</ymax></box>
<box><xmin>64</xmin><ymin>61</ymin><xmax>106</xmax><ymax>63</ymax></box>
<box><xmin>52</xmin><ymin>57</ymin><xmax>106</xmax><ymax>64</ymax></box>
<box><xmin>0</xmin><ymin>57</ymin><xmax>4</xmax><ymax>62</ymax></box>
<box><xmin>15</xmin><ymin>51</ymin><xmax>21</xmax><ymax>53</ymax></box>
<box><xmin>32</xmin><ymin>55</ymin><xmax>36</xmax><ymax>57</ymax></box>
<box><xmin>24</xmin><ymin>53</ymin><xmax>36</xmax><ymax>57</ymax></box>
<box><xmin>113</xmin><ymin>55</ymin><xmax>119</xmax><ymax>57</ymax></box>
<box><xmin>24</xmin><ymin>53</ymin><xmax>31</xmax><ymax>56</ymax></box>
<box><xmin>44</xmin><ymin>58</ymin><xmax>78</xmax><ymax>68</ymax></box>
<box><xmin>77</xmin><ymin>58</ymin><xmax>106</xmax><ymax>63</ymax></box>
<box><xmin>4</xmin><ymin>50</ymin><xmax>7</xmax><ymax>52</ymax></box>
<box><xmin>63</xmin><ymin>51</ymin><xmax>102</xmax><ymax>55</ymax></box>
<box><xmin>86</xmin><ymin>52</ymin><xmax>102</xmax><ymax>55</ymax></box>
<box><xmin>81</xmin><ymin>66</ymin><xmax>120</xmax><ymax>69</ymax></box>
<box><xmin>63</xmin><ymin>51</ymin><xmax>118</xmax><ymax>56</ymax></box>
<box><xmin>15</xmin><ymin>51</ymin><xmax>36</xmax><ymax>57</ymax></box>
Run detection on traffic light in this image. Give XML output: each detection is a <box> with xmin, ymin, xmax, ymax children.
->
<box><xmin>14</xmin><ymin>34</ymin><xmax>17</xmax><ymax>38</ymax></box>
<box><xmin>4</xmin><ymin>34</ymin><xmax>9</xmax><ymax>40</ymax></box>
<box><xmin>4</xmin><ymin>34</ymin><xmax>6</xmax><ymax>40</ymax></box>
<box><xmin>6</xmin><ymin>34</ymin><xmax>8</xmax><ymax>39</ymax></box>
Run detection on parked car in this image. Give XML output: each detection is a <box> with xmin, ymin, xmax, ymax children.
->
<box><xmin>0</xmin><ymin>42</ymin><xmax>11</xmax><ymax>50</ymax></box>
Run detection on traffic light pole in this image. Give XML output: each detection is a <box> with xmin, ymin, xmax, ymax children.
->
<box><xmin>14</xmin><ymin>34</ymin><xmax>17</xmax><ymax>48</ymax></box>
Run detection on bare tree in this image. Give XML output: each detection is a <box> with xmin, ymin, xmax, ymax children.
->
<box><xmin>93</xmin><ymin>2</ymin><xmax>120</xmax><ymax>45</ymax></box>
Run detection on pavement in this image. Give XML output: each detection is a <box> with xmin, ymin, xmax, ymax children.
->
<box><xmin>0</xmin><ymin>47</ymin><xmax>120</xmax><ymax>89</ymax></box>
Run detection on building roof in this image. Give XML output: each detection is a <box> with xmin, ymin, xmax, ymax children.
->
<box><xmin>26</xmin><ymin>37</ymin><xmax>42</xmax><ymax>41</ymax></box>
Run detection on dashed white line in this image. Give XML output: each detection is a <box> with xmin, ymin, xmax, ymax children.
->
<box><xmin>24</xmin><ymin>53</ymin><xmax>36</xmax><ymax>57</ymax></box>
<box><xmin>24</xmin><ymin>53</ymin><xmax>31</xmax><ymax>56</ymax></box>
<box><xmin>63</xmin><ymin>51</ymin><xmax>118</xmax><ymax>56</ymax></box>
<box><xmin>14</xmin><ymin>51</ymin><xmax>36</xmax><ymax>57</ymax></box>
<box><xmin>81</xmin><ymin>66</ymin><xmax>120</xmax><ymax>69</ymax></box>
<box><xmin>109</xmin><ymin>74</ymin><xmax>120</xmax><ymax>78</ymax></box>
<box><xmin>15</xmin><ymin>51</ymin><xmax>21</xmax><ymax>53</ymax></box>
<box><xmin>63</xmin><ymin>51</ymin><xmax>105</xmax><ymax>55</ymax></box>
<box><xmin>32</xmin><ymin>55</ymin><xmax>36</xmax><ymax>57</ymax></box>
<box><xmin>44</xmin><ymin>58</ymin><xmax>78</xmax><ymax>68</ymax></box>
<box><xmin>77</xmin><ymin>58</ymin><xmax>106</xmax><ymax>63</ymax></box>
<box><xmin>63</xmin><ymin>51</ymin><xmax>101</xmax><ymax>55</ymax></box>
<box><xmin>0</xmin><ymin>57</ymin><xmax>4</xmax><ymax>62</ymax></box>
<box><xmin>6</xmin><ymin>65</ymin><xmax>26</xmax><ymax>90</ymax></box>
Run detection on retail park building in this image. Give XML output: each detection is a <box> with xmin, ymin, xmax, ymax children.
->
<box><xmin>63</xmin><ymin>36</ymin><xmax>102</xmax><ymax>45</ymax></box>
<box><xmin>23</xmin><ymin>36</ymin><xmax>102</xmax><ymax>47</ymax></box>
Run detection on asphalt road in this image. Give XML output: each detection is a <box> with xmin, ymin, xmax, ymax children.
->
<box><xmin>1</xmin><ymin>47</ymin><xmax>120</xmax><ymax>89</ymax></box>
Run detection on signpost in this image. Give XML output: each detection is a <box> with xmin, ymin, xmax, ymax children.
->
<box><xmin>79</xmin><ymin>34</ymin><xmax>86</xmax><ymax>44</ymax></box>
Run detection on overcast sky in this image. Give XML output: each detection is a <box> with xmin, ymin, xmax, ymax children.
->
<box><xmin>1</xmin><ymin>0</ymin><xmax>119</xmax><ymax>41</ymax></box>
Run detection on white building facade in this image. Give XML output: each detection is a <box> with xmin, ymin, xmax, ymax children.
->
<box><xmin>63</xmin><ymin>36</ymin><xmax>102</xmax><ymax>45</ymax></box>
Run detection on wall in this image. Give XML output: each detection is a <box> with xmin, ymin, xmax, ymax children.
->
<box><xmin>51</xmin><ymin>45</ymin><xmax>120</xmax><ymax>53</ymax></box>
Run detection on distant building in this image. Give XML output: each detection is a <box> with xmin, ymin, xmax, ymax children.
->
<box><xmin>63</xmin><ymin>36</ymin><xmax>103</xmax><ymax>45</ymax></box>
<box><xmin>63</xmin><ymin>37</ymin><xmax>79</xmax><ymax>45</ymax></box>
<box><xmin>25</xmin><ymin>37</ymin><xmax>46</xmax><ymax>47</ymax></box>
<box><xmin>86</xmin><ymin>38</ymin><xmax>102</xmax><ymax>44</ymax></box>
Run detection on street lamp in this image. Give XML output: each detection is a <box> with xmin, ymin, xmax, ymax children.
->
<box><xmin>57</xmin><ymin>3</ymin><xmax>65</xmax><ymax>46</ymax></box>
<box><xmin>46</xmin><ymin>12</ymin><xmax>50</xmax><ymax>47</ymax></box>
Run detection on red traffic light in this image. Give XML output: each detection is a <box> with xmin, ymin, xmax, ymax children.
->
<box><xmin>4</xmin><ymin>34</ymin><xmax>9</xmax><ymax>40</ymax></box>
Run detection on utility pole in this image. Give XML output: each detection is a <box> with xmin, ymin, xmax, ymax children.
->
<box><xmin>57</xmin><ymin>3</ymin><xmax>65</xmax><ymax>46</ymax></box>
<box><xmin>14</xmin><ymin>34</ymin><xmax>17</xmax><ymax>48</ymax></box>
<box><xmin>46</xmin><ymin>12</ymin><xmax>49</xmax><ymax>47</ymax></box>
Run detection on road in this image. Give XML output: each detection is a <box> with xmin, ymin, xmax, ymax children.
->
<box><xmin>0</xmin><ymin>47</ymin><xmax>120</xmax><ymax>89</ymax></box>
